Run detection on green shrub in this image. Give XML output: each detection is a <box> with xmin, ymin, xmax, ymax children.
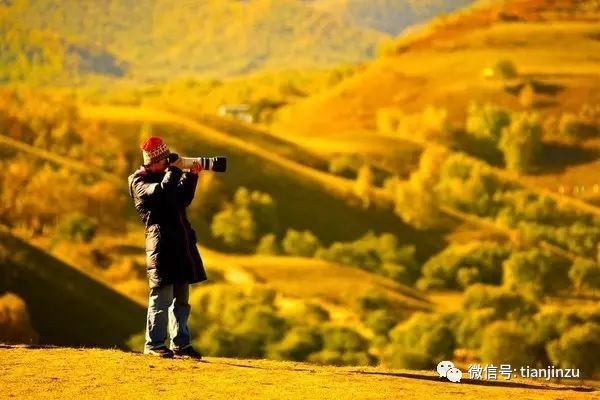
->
<box><xmin>322</xmin><ymin>326</ymin><xmax>369</xmax><ymax>353</ymax></box>
<box><xmin>393</xmin><ymin>147</ymin><xmax>448</xmax><ymax>230</ymax></box>
<box><xmin>211</xmin><ymin>187</ymin><xmax>278</xmax><ymax>251</ymax></box>
<box><xmin>454</xmin><ymin>308</ymin><xmax>496</xmax><ymax>349</ymax></box>
<box><xmin>54</xmin><ymin>212</ymin><xmax>98</xmax><ymax>243</ymax></box>
<box><xmin>436</xmin><ymin>153</ymin><xmax>506</xmax><ymax>216</ymax></box>
<box><xmin>0</xmin><ymin>292</ymin><xmax>39</xmax><ymax>344</ymax></box>
<box><xmin>233</xmin><ymin>305</ymin><xmax>288</xmax><ymax>357</ymax></box>
<box><xmin>266</xmin><ymin>326</ymin><xmax>323</xmax><ymax>362</ymax></box>
<box><xmin>419</xmin><ymin>242</ymin><xmax>509</xmax><ymax>290</ymax></box>
<box><xmin>281</xmin><ymin>229</ymin><xmax>321</xmax><ymax>257</ymax></box>
<box><xmin>466</xmin><ymin>103</ymin><xmax>511</xmax><ymax>143</ymax></box>
<box><xmin>365</xmin><ymin>309</ymin><xmax>398</xmax><ymax>337</ymax></box>
<box><xmin>358</xmin><ymin>289</ymin><xmax>391</xmax><ymax>313</ymax></box>
<box><xmin>198</xmin><ymin>325</ymin><xmax>241</xmax><ymax>358</ymax></box>
<box><xmin>256</xmin><ymin>233</ymin><xmax>281</xmax><ymax>255</ymax></box>
<box><xmin>502</xmin><ymin>249</ymin><xmax>570</xmax><ymax>297</ymax></box>
<box><xmin>388</xmin><ymin>312</ymin><xmax>455</xmax><ymax>369</ymax></box>
<box><xmin>499</xmin><ymin>112</ymin><xmax>542</xmax><ymax>174</ymax></box>
<box><xmin>479</xmin><ymin>321</ymin><xmax>536</xmax><ymax>367</ymax></box>
<box><xmin>547</xmin><ymin>322</ymin><xmax>600</xmax><ymax>377</ymax></box>
<box><xmin>211</xmin><ymin>204</ymin><xmax>256</xmax><ymax>250</ymax></box>
<box><xmin>462</xmin><ymin>284</ymin><xmax>538</xmax><ymax>320</ymax></box>
<box><xmin>316</xmin><ymin>232</ymin><xmax>419</xmax><ymax>284</ymax></box>
<box><xmin>569</xmin><ymin>258</ymin><xmax>600</xmax><ymax>291</ymax></box>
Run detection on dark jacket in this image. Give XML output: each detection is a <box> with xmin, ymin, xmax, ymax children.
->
<box><xmin>128</xmin><ymin>165</ymin><xmax>207</xmax><ymax>289</ymax></box>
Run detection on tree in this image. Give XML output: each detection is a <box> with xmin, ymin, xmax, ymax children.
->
<box><xmin>435</xmin><ymin>153</ymin><xmax>503</xmax><ymax>216</ymax></box>
<box><xmin>211</xmin><ymin>204</ymin><xmax>256</xmax><ymax>250</ymax></box>
<box><xmin>502</xmin><ymin>249</ymin><xmax>570</xmax><ymax>298</ymax></box>
<box><xmin>462</xmin><ymin>284</ymin><xmax>538</xmax><ymax>320</ymax></box>
<box><xmin>281</xmin><ymin>229</ymin><xmax>321</xmax><ymax>257</ymax></box>
<box><xmin>322</xmin><ymin>326</ymin><xmax>369</xmax><ymax>353</ymax></box>
<box><xmin>499</xmin><ymin>112</ymin><xmax>542</xmax><ymax>174</ymax></box>
<box><xmin>388</xmin><ymin>312</ymin><xmax>455</xmax><ymax>369</ymax></box>
<box><xmin>455</xmin><ymin>308</ymin><xmax>496</xmax><ymax>349</ymax></box>
<box><xmin>569</xmin><ymin>258</ymin><xmax>600</xmax><ymax>291</ymax></box>
<box><xmin>0</xmin><ymin>292</ymin><xmax>39</xmax><ymax>344</ymax></box>
<box><xmin>266</xmin><ymin>326</ymin><xmax>323</xmax><ymax>362</ymax></box>
<box><xmin>316</xmin><ymin>232</ymin><xmax>419</xmax><ymax>284</ymax></box>
<box><xmin>547</xmin><ymin>322</ymin><xmax>600</xmax><ymax>377</ymax></box>
<box><xmin>365</xmin><ymin>309</ymin><xmax>398</xmax><ymax>338</ymax></box>
<box><xmin>419</xmin><ymin>242</ymin><xmax>509</xmax><ymax>290</ymax></box>
<box><xmin>394</xmin><ymin>147</ymin><xmax>448</xmax><ymax>229</ymax></box>
<box><xmin>479</xmin><ymin>321</ymin><xmax>536</xmax><ymax>367</ymax></box>
<box><xmin>198</xmin><ymin>325</ymin><xmax>240</xmax><ymax>358</ymax></box>
<box><xmin>256</xmin><ymin>233</ymin><xmax>281</xmax><ymax>255</ymax></box>
<box><xmin>466</xmin><ymin>103</ymin><xmax>511</xmax><ymax>143</ymax></box>
<box><xmin>211</xmin><ymin>187</ymin><xmax>278</xmax><ymax>251</ymax></box>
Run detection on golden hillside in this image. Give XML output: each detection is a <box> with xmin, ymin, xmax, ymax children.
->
<box><xmin>1</xmin><ymin>346</ymin><xmax>597</xmax><ymax>400</ymax></box>
<box><xmin>273</xmin><ymin>0</ymin><xmax>600</xmax><ymax>136</ymax></box>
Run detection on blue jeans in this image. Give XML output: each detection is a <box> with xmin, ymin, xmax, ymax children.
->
<box><xmin>145</xmin><ymin>282</ymin><xmax>192</xmax><ymax>351</ymax></box>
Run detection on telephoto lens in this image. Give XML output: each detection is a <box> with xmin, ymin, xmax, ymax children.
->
<box><xmin>199</xmin><ymin>156</ymin><xmax>227</xmax><ymax>172</ymax></box>
<box><xmin>173</xmin><ymin>154</ymin><xmax>227</xmax><ymax>172</ymax></box>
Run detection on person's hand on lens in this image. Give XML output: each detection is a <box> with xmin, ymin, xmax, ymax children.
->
<box><xmin>190</xmin><ymin>161</ymin><xmax>203</xmax><ymax>175</ymax></box>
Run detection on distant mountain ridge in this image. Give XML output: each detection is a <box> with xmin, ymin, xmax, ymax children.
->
<box><xmin>305</xmin><ymin>0</ymin><xmax>475</xmax><ymax>35</ymax></box>
<box><xmin>1</xmin><ymin>0</ymin><xmax>381</xmax><ymax>80</ymax></box>
<box><xmin>0</xmin><ymin>0</ymin><xmax>476</xmax><ymax>82</ymax></box>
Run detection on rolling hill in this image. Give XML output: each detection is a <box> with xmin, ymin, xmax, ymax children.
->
<box><xmin>0</xmin><ymin>226</ymin><xmax>145</xmax><ymax>348</ymax></box>
<box><xmin>0</xmin><ymin>8</ymin><xmax>125</xmax><ymax>84</ymax></box>
<box><xmin>1</xmin><ymin>346</ymin><xmax>597</xmax><ymax>400</ymax></box>
<box><xmin>272</xmin><ymin>0</ymin><xmax>600</xmax><ymax>135</ymax></box>
<box><xmin>1</xmin><ymin>0</ymin><xmax>384</xmax><ymax>80</ymax></box>
<box><xmin>78</xmin><ymin>104</ymin><xmax>447</xmax><ymax>261</ymax></box>
<box><xmin>205</xmin><ymin>250</ymin><xmax>432</xmax><ymax>311</ymax></box>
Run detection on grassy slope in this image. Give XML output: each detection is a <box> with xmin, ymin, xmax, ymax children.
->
<box><xmin>272</xmin><ymin>0</ymin><xmax>599</xmax><ymax>133</ymax></box>
<box><xmin>271</xmin><ymin>0</ymin><xmax>600</xmax><ymax>195</ymax></box>
<box><xmin>0</xmin><ymin>228</ymin><xmax>145</xmax><ymax>348</ymax></box>
<box><xmin>79</xmin><ymin>104</ymin><xmax>446</xmax><ymax>260</ymax></box>
<box><xmin>1</xmin><ymin>347</ymin><xmax>597</xmax><ymax>400</ymax></box>
<box><xmin>203</xmin><ymin>249</ymin><xmax>431</xmax><ymax>315</ymax></box>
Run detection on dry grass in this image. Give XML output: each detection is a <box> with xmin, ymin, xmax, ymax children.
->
<box><xmin>1</xmin><ymin>346</ymin><xmax>597</xmax><ymax>400</ymax></box>
<box><xmin>207</xmin><ymin>252</ymin><xmax>431</xmax><ymax>311</ymax></box>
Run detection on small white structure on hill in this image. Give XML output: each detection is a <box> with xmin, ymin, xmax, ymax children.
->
<box><xmin>217</xmin><ymin>104</ymin><xmax>253</xmax><ymax>123</ymax></box>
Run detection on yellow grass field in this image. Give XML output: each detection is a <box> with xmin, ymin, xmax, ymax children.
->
<box><xmin>1</xmin><ymin>346</ymin><xmax>597</xmax><ymax>400</ymax></box>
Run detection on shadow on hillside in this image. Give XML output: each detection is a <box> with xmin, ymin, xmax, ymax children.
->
<box><xmin>0</xmin><ymin>229</ymin><xmax>146</xmax><ymax>349</ymax></box>
<box><xmin>534</xmin><ymin>141</ymin><xmax>599</xmax><ymax>175</ymax></box>
<box><xmin>349</xmin><ymin>370</ymin><xmax>596</xmax><ymax>393</ymax></box>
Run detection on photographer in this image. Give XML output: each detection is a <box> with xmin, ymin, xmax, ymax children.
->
<box><xmin>127</xmin><ymin>136</ymin><xmax>207</xmax><ymax>359</ymax></box>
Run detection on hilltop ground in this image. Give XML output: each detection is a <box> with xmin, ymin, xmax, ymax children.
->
<box><xmin>0</xmin><ymin>346</ymin><xmax>597</xmax><ymax>400</ymax></box>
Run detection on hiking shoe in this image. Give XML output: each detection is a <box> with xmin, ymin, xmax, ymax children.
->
<box><xmin>144</xmin><ymin>347</ymin><xmax>174</xmax><ymax>358</ymax></box>
<box><xmin>172</xmin><ymin>346</ymin><xmax>203</xmax><ymax>360</ymax></box>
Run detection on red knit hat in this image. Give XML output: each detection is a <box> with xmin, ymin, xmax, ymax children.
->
<box><xmin>141</xmin><ymin>136</ymin><xmax>170</xmax><ymax>165</ymax></box>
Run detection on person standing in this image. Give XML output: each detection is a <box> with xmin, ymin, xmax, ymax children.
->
<box><xmin>128</xmin><ymin>136</ymin><xmax>207</xmax><ymax>359</ymax></box>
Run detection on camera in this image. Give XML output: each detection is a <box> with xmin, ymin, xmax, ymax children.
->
<box><xmin>168</xmin><ymin>153</ymin><xmax>227</xmax><ymax>172</ymax></box>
